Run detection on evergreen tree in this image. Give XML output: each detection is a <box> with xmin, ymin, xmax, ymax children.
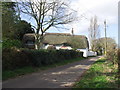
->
<box><xmin>14</xmin><ymin>20</ymin><xmax>35</xmax><ymax>40</ymax></box>
<box><xmin>2</xmin><ymin>2</ymin><xmax>19</xmax><ymax>39</ymax></box>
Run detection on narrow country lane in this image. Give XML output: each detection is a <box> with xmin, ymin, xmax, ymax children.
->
<box><xmin>2</xmin><ymin>56</ymin><xmax>102</xmax><ymax>88</ymax></box>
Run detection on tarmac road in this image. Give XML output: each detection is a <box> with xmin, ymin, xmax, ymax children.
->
<box><xmin>2</xmin><ymin>56</ymin><xmax>102</xmax><ymax>88</ymax></box>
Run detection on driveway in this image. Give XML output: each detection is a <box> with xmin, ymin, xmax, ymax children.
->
<box><xmin>2</xmin><ymin>56</ymin><xmax>102</xmax><ymax>88</ymax></box>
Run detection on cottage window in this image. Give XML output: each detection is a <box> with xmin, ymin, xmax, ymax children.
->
<box><xmin>26</xmin><ymin>41</ymin><xmax>35</xmax><ymax>45</ymax></box>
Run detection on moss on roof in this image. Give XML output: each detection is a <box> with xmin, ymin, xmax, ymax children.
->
<box><xmin>43</xmin><ymin>33</ymin><xmax>89</xmax><ymax>49</ymax></box>
<box><xmin>43</xmin><ymin>33</ymin><xmax>70</xmax><ymax>44</ymax></box>
<box><xmin>23</xmin><ymin>33</ymin><xmax>89</xmax><ymax>49</ymax></box>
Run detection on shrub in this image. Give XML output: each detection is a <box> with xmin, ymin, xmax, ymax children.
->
<box><xmin>106</xmin><ymin>49</ymin><xmax>120</xmax><ymax>88</ymax></box>
<box><xmin>28</xmin><ymin>50</ymin><xmax>83</xmax><ymax>66</ymax></box>
<box><xmin>106</xmin><ymin>49</ymin><xmax>118</xmax><ymax>65</ymax></box>
<box><xmin>3</xmin><ymin>48</ymin><xmax>83</xmax><ymax>70</ymax></box>
<box><xmin>118</xmin><ymin>49</ymin><xmax>120</xmax><ymax>88</ymax></box>
<box><xmin>118</xmin><ymin>49</ymin><xmax>120</xmax><ymax>63</ymax></box>
<box><xmin>2</xmin><ymin>38</ymin><xmax>22</xmax><ymax>49</ymax></box>
<box><xmin>2</xmin><ymin>48</ymin><xmax>31</xmax><ymax>70</ymax></box>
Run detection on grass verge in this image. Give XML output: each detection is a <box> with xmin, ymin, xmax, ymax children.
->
<box><xmin>3</xmin><ymin>57</ymin><xmax>85</xmax><ymax>81</ymax></box>
<box><xmin>73</xmin><ymin>57</ymin><xmax>118</xmax><ymax>88</ymax></box>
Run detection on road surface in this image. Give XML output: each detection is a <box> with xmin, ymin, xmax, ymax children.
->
<box><xmin>2</xmin><ymin>56</ymin><xmax>102</xmax><ymax>88</ymax></box>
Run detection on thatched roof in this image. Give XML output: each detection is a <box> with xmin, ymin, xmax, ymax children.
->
<box><xmin>23</xmin><ymin>33</ymin><xmax>89</xmax><ymax>49</ymax></box>
<box><xmin>45</xmin><ymin>33</ymin><xmax>71</xmax><ymax>36</ymax></box>
<box><xmin>43</xmin><ymin>33</ymin><xmax>70</xmax><ymax>44</ymax></box>
<box><xmin>23</xmin><ymin>34</ymin><xmax>36</xmax><ymax>43</ymax></box>
<box><xmin>43</xmin><ymin>33</ymin><xmax>89</xmax><ymax>49</ymax></box>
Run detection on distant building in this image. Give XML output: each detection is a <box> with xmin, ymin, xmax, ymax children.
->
<box><xmin>23</xmin><ymin>34</ymin><xmax>36</xmax><ymax>49</ymax></box>
<box><xmin>23</xmin><ymin>33</ymin><xmax>89</xmax><ymax>50</ymax></box>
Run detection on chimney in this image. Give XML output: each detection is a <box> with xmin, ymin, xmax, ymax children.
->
<box><xmin>71</xmin><ymin>28</ymin><xmax>74</xmax><ymax>35</ymax></box>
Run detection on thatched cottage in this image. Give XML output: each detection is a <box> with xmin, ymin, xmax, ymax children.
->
<box><xmin>23</xmin><ymin>33</ymin><xmax>89</xmax><ymax>50</ymax></box>
<box><xmin>23</xmin><ymin>34</ymin><xmax>36</xmax><ymax>49</ymax></box>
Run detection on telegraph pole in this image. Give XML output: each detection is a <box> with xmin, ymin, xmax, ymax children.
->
<box><xmin>71</xmin><ymin>28</ymin><xmax>74</xmax><ymax>36</ymax></box>
<box><xmin>104</xmin><ymin>20</ymin><xmax>107</xmax><ymax>56</ymax></box>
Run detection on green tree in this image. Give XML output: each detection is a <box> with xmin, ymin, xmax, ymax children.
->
<box><xmin>93</xmin><ymin>37</ymin><xmax>117</xmax><ymax>55</ymax></box>
<box><xmin>14</xmin><ymin>20</ymin><xmax>35</xmax><ymax>40</ymax></box>
<box><xmin>2</xmin><ymin>2</ymin><xmax>19</xmax><ymax>39</ymax></box>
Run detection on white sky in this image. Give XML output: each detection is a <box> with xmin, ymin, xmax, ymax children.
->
<box><xmin>63</xmin><ymin>0</ymin><xmax>119</xmax><ymax>33</ymax></box>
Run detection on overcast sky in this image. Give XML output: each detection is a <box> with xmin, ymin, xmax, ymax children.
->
<box><xmin>21</xmin><ymin>0</ymin><xmax>119</xmax><ymax>43</ymax></box>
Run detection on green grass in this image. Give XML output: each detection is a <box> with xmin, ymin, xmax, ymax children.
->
<box><xmin>73</xmin><ymin>58</ymin><xmax>118</xmax><ymax>88</ymax></box>
<box><xmin>3</xmin><ymin>57</ymin><xmax>85</xmax><ymax>81</ymax></box>
<box><xmin>3</xmin><ymin>66</ymin><xmax>38</xmax><ymax>80</ymax></box>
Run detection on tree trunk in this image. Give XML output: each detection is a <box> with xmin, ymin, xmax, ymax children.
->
<box><xmin>35</xmin><ymin>34</ymin><xmax>44</xmax><ymax>50</ymax></box>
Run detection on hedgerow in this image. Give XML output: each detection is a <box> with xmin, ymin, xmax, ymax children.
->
<box><xmin>2</xmin><ymin>48</ymin><xmax>83</xmax><ymax>70</ymax></box>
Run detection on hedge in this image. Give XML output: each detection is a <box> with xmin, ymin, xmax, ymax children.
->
<box><xmin>2</xmin><ymin>48</ymin><xmax>31</xmax><ymax>70</ymax></box>
<box><xmin>106</xmin><ymin>49</ymin><xmax>118</xmax><ymax>64</ymax></box>
<box><xmin>2</xmin><ymin>39</ymin><xmax>22</xmax><ymax>49</ymax></box>
<box><xmin>2</xmin><ymin>48</ymin><xmax>83</xmax><ymax>70</ymax></box>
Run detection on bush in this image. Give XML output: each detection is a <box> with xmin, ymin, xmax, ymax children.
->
<box><xmin>2</xmin><ymin>48</ymin><xmax>83</xmax><ymax>70</ymax></box>
<box><xmin>2</xmin><ymin>48</ymin><xmax>31</xmax><ymax>70</ymax></box>
<box><xmin>2</xmin><ymin>38</ymin><xmax>22</xmax><ymax>49</ymax></box>
<box><xmin>118</xmin><ymin>49</ymin><xmax>120</xmax><ymax>61</ymax></box>
<box><xmin>118</xmin><ymin>49</ymin><xmax>120</xmax><ymax>86</ymax></box>
<box><xmin>106</xmin><ymin>49</ymin><xmax>118</xmax><ymax>65</ymax></box>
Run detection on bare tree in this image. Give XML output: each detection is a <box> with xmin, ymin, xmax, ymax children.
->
<box><xmin>88</xmin><ymin>16</ymin><xmax>99</xmax><ymax>51</ymax></box>
<box><xmin>17</xmin><ymin>0</ymin><xmax>77</xmax><ymax>49</ymax></box>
